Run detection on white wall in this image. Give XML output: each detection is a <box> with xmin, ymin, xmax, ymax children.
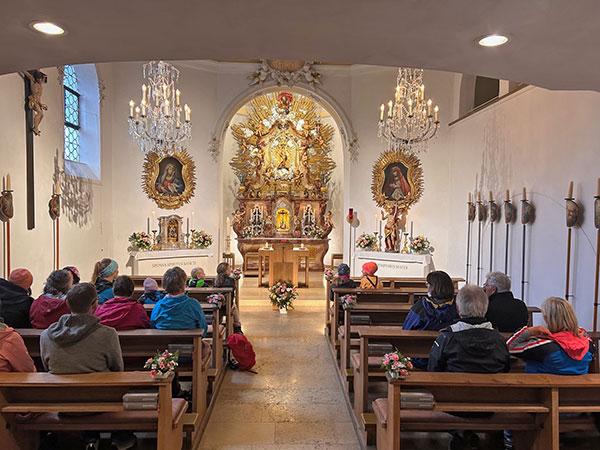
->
<box><xmin>0</xmin><ymin>68</ymin><xmax>108</xmax><ymax>293</ymax></box>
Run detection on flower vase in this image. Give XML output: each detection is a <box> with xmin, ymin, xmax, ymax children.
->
<box><xmin>388</xmin><ymin>371</ymin><xmax>408</xmax><ymax>380</ymax></box>
<box><xmin>279</xmin><ymin>306</ymin><xmax>288</xmax><ymax>315</ymax></box>
<box><xmin>152</xmin><ymin>371</ymin><xmax>171</xmax><ymax>379</ymax></box>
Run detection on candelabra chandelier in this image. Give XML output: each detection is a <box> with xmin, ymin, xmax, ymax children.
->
<box><xmin>378</xmin><ymin>68</ymin><xmax>440</xmax><ymax>154</ymax></box>
<box><xmin>128</xmin><ymin>61</ymin><xmax>192</xmax><ymax>156</ymax></box>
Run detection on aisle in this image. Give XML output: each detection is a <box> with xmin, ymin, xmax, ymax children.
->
<box><xmin>199</xmin><ymin>282</ymin><xmax>361</xmax><ymax>449</ymax></box>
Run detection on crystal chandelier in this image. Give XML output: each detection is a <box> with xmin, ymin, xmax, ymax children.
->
<box><xmin>378</xmin><ymin>68</ymin><xmax>440</xmax><ymax>154</ymax></box>
<box><xmin>128</xmin><ymin>61</ymin><xmax>191</xmax><ymax>155</ymax></box>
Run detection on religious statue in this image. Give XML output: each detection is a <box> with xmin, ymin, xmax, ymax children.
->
<box><xmin>321</xmin><ymin>211</ymin><xmax>334</xmax><ymax>237</ymax></box>
<box><xmin>382</xmin><ymin>205</ymin><xmax>404</xmax><ymax>252</ymax></box>
<box><xmin>48</xmin><ymin>195</ymin><xmax>60</xmax><ymax>220</ymax></box>
<box><xmin>23</xmin><ymin>70</ymin><xmax>48</xmax><ymax>136</ymax></box>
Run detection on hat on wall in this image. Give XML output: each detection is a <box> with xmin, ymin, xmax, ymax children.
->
<box><xmin>143</xmin><ymin>277</ymin><xmax>159</xmax><ymax>293</ymax></box>
<box><xmin>9</xmin><ymin>268</ymin><xmax>33</xmax><ymax>291</ymax></box>
<box><xmin>361</xmin><ymin>262</ymin><xmax>378</xmax><ymax>276</ymax></box>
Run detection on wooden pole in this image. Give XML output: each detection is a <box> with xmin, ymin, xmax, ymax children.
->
<box><xmin>504</xmin><ymin>189</ymin><xmax>511</xmax><ymax>274</ymax></box>
<box><xmin>565</xmin><ymin>181</ymin><xmax>574</xmax><ymax>300</ymax></box>
<box><xmin>466</xmin><ymin>221</ymin><xmax>472</xmax><ymax>283</ymax></box>
<box><xmin>594</xmin><ymin>178</ymin><xmax>600</xmax><ymax>332</ymax></box>
<box><xmin>2</xmin><ymin>222</ymin><xmax>5</xmax><ymax>278</ymax></box>
<box><xmin>476</xmin><ymin>192</ymin><xmax>483</xmax><ymax>285</ymax></box>
<box><xmin>6</xmin><ymin>220</ymin><xmax>10</xmax><ymax>275</ymax></box>
<box><xmin>56</xmin><ymin>217</ymin><xmax>60</xmax><ymax>270</ymax></box>
<box><xmin>521</xmin><ymin>223</ymin><xmax>527</xmax><ymax>301</ymax></box>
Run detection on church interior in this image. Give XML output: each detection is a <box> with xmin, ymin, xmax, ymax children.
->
<box><xmin>1</xmin><ymin>2</ymin><xmax>600</xmax><ymax>449</ymax></box>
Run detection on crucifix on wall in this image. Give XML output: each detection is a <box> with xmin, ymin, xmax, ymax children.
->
<box><xmin>20</xmin><ymin>69</ymin><xmax>47</xmax><ymax>230</ymax></box>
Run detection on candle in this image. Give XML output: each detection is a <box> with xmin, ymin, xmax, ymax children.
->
<box><xmin>434</xmin><ymin>105</ymin><xmax>439</xmax><ymax>122</ymax></box>
<box><xmin>147</xmin><ymin>217</ymin><xmax>150</xmax><ymax>234</ymax></box>
<box><xmin>388</xmin><ymin>100</ymin><xmax>393</xmax><ymax>118</ymax></box>
<box><xmin>477</xmin><ymin>191</ymin><xmax>481</xmax><ymax>202</ymax></box>
<box><xmin>489</xmin><ymin>191</ymin><xmax>493</xmax><ymax>202</ymax></box>
<box><xmin>410</xmin><ymin>221</ymin><xmax>414</xmax><ymax>239</ymax></box>
<box><xmin>55</xmin><ymin>179</ymin><xmax>60</xmax><ymax>195</ymax></box>
<box><xmin>420</xmin><ymin>84</ymin><xmax>425</xmax><ymax>100</ymax></box>
<box><xmin>162</xmin><ymin>83</ymin><xmax>167</xmax><ymax>98</ymax></box>
<box><xmin>141</xmin><ymin>100</ymin><xmax>146</xmax><ymax>117</ymax></box>
<box><xmin>164</xmin><ymin>100</ymin><xmax>170</xmax><ymax>116</ymax></box>
<box><xmin>6</xmin><ymin>173</ymin><xmax>11</xmax><ymax>191</ymax></box>
<box><xmin>142</xmin><ymin>84</ymin><xmax>147</xmax><ymax>102</ymax></box>
<box><xmin>187</xmin><ymin>218</ymin><xmax>189</xmax><ymax>234</ymax></box>
<box><xmin>176</xmin><ymin>89</ymin><xmax>180</xmax><ymax>106</ymax></box>
<box><xmin>395</xmin><ymin>86</ymin><xmax>400</xmax><ymax>101</ymax></box>
<box><xmin>522</xmin><ymin>187</ymin><xmax>527</xmax><ymax>201</ymax></box>
<box><xmin>226</xmin><ymin>217</ymin><xmax>231</xmax><ymax>238</ymax></box>
<box><xmin>348</xmin><ymin>208</ymin><xmax>354</xmax><ymax>220</ymax></box>
<box><xmin>427</xmin><ymin>99</ymin><xmax>432</xmax><ymax>116</ymax></box>
<box><xmin>184</xmin><ymin>105</ymin><xmax>190</xmax><ymax>122</ymax></box>
<box><xmin>506</xmin><ymin>189</ymin><xmax>510</xmax><ymax>202</ymax></box>
<box><xmin>152</xmin><ymin>210</ymin><xmax>156</xmax><ymax>229</ymax></box>
<box><xmin>468</xmin><ymin>192</ymin><xmax>472</xmax><ymax>203</ymax></box>
<box><xmin>408</xmin><ymin>98</ymin><xmax>413</xmax><ymax>115</ymax></box>
<box><xmin>135</xmin><ymin>106</ymin><xmax>140</xmax><ymax>121</ymax></box>
<box><xmin>374</xmin><ymin>213</ymin><xmax>379</xmax><ymax>232</ymax></box>
<box><xmin>597</xmin><ymin>178</ymin><xmax>600</xmax><ymax>197</ymax></box>
<box><xmin>380</xmin><ymin>104</ymin><xmax>384</xmax><ymax>121</ymax></box>
<box><xmin>567</xmin><ymin>181</ymin><xmax>573</xmax><ymax>199</ymax></box>
<box><xmin>2</xmin><ymin>176</ymin><xmax>4</xmax><ymax>191</ymax></box>
<box><xmin>129</xmin><ymin>100</ymin><xmax>134</xmax><ymax>118</ymax></box>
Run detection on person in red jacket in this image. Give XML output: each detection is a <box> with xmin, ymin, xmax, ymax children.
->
<box><xmin>95</xmin><ymin>275</ymin><xmax>149</xmax><ymax>330</ymax></box>
<box><xmin>0</xmin><ymin>320</ymin><xmax>36</xmax><ymax>372</ymax></box>
<box><xmin>30</xmin><ymin>269</ymin><xmax>72</xmax><ymax>329</ymax></box>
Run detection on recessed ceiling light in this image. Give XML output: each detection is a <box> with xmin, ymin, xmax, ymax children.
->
<box><xmin>30</xmin><ymin>21</ymin><xmax>65</xmax><ymax>36</ymax></box>
<box><xmin>478</xmin><ymin>34</ymin><xmax>509</xmax><ymax>47</ymax></box>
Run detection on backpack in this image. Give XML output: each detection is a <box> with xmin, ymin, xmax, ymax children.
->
<box><xmin>226</xmin><ymin>334</ymin><xmax>256</xmax><ymax>371</ymax></box>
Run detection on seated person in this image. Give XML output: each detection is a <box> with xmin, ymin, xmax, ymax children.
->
<box><xmin>151</xmin><ymin>267</ymin><xmax>207</xmax><ymax>336</ymax></box>
<box><xmin>91</xmin><ymin>258</ymin><xmax>119</xmax><ymax>304</ymax></box>
<box><xmin>507</xmin><ymin>296</ymin><xmax>594</xmax><ymax>374</ymax></box>
<box><xmin>215</xmin><ymin>262</ymin><xmax>243</xmax><ymax>334</ymax></box>
<box><xmin>40</xmin><ymin>283</ymin><xmax>134</xmax><ymax>450</ymax></box>
<box><xmin>0</xmin><ymin>268</ymin><xmax>34</xmax><ymax>328</ymax></box>
<box><xmin>483</xmin><ymin>271</ymin><xmax>528</xmax><ymax>332</ymax></box>
<box><xmin>30</xmin><ymin>269</ymin><xmax>72</xmax><ymax>329</ymax></box>
<box><xmin>403</xmin><ymin>270</ymin><xmax>459</xmax><ymax>369</ymax></box>
<box><xmin>63</xmin><ymin>266</ymin><xmax>81</xmax><ymax>284</ymax></box>
<box><xmin>188</xmin><ymin>267</ymin><xmax>206</xmax><ymax>288</ymax></box>
<box><xmin>359</xmin><ymin>262</ymin><xmax>383</xmax><ymax>289</ymax></box>
<box><xmin>428</xmin><ymin>285</ymin><xmax>511</xmax><ymax>450</ymax></box>
<box><xmin>95</xmin><ymin>275</ymin><xmax>149</xmax><ymax>330</ymax></box>
<box><xmin>329</xmin><ymin>263</ymin><xmax>356</xmax><ymax>301</ymax></box>
<box><xmin>0</xmin><ymin>318</ymin><xmax>36</xmax><ymax>372</ymax></box>
<box><xmin>138</xmin><ymin>277</ymin><xmax>165</xmax><ymax>304</ymax></box>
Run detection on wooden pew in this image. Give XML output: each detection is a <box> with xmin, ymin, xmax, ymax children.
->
<box><xmin>374</xmin><ymin>371</ymin><xmax>600</xmax><ymax>450</ymax></box>
<box><xmin>17</xmin><ymin>328</ymin><xmax>213</xmax><ymax>449</ymax></box>
<box><xmin>0</xmin><ymin>372</ymin><xmax>185</xmax><ymax>450</ymax></box>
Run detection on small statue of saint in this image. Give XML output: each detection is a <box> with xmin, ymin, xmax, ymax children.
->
<box><xmin>382</xmin><ymin>205</ymin><xmax>404</xmax><ymax>252</ymax></box>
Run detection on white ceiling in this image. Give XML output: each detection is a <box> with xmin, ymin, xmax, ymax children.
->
<box><xmin>3</xmin><ymin>0</ymin><xmax>600</xmax><ymax>91</ymax></box>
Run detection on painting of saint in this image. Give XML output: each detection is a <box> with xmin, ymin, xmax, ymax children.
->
<box><xmin>382</xmin><ymin>163</ymin><xmax>411</xmax><ymax>201</ymax></box>
<box><xmin>155</xmin><ymin>157</ymin><xmax>185</xmax><ymax>195</ymax></box>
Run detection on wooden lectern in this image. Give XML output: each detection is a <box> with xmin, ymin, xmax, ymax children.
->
<box><xmin>258</xmin><ymin>243</ymin><xmax>310</xmax><ymax>288</ymax></box>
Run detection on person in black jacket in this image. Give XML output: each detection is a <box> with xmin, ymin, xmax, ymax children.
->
<box><xmin>428</xmin><ymin>284</ymin><xmax>511</xmax><ymax>450</ymax></box>
<box><xmin>0</xmin><ymin>269</ymin><xmax>35</xmax><ymax>328</ymax></box>
<box><xmin>483</xmin><ymin>271</ymin><xmax>528</xmax><ymax>333</ymax></box>
<box><xmin>214</xmin><ymin>262</ymin><xmax>242</xmax><ymax>334</ymax></box>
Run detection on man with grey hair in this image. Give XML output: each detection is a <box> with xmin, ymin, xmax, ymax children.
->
<box><xmin>428</xmin><ymin>285</ymin><xmax>511</xmax><ymax>449</ymax></box>
<box><xmin>483</xmin><ymin>271</ymin><xmax>528</xmax><ymax>333</ymax></box>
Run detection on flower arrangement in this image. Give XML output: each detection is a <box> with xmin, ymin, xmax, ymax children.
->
<box><xmin>232</xmin><ymin>268</ymin><xmax>243</xmax><ymax>280</ymax></box>
<box><xmin>356</xmin><ymin>233</ymin><xmax>376</xmax><ymax>250</ymax></box>
<box><xmin>191</xmin><ymin>230</ymin><xmax>213</xmax><ymax>249</ymax></box>
<box><xmin>381</xmin><ymin>350</ymin><xmax>413</xmax><ymax>379</ymax></box>
<box><xmin>303</xmin><ymin>224</ymin><xmax>324</xmax><ymax>238</ymax></box>
<box><xmin>409</xmin><ymin>235</ymin><xmax>431</xmax><ymax>254</ymax></box>
<box><xmin>268</xmin><ymin>281</ymin><xmax>298</xmax><ymax>310</ymax></box>
<box><xmin>340</xmin><ymin>294</ymin><xmax>357</xmax><ymax>310</ymax></box>
<box><xmin>129</xmin><ymin>231</ymin><xmax>152</xmax><ymax>251</ymax></box>
<box><xmin>324</xmin><ymin>269</ymin><xmax>335</xmax><ymax>281</ymax></box>
<box><xmin>144</xmin><ymin>349</ymin><xmax>179</xmax><ymax>378</ymax></box>
<box><xmin>241</xmin><ymin>226</ymin><xmax>260</xmax><ymax>238</ymax></box>
<box><xmin>206</xmin><ymin>293</ymin><xmax>225</xmax><ymax>308</ymax></box>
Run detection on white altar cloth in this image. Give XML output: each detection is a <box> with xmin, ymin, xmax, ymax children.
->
<box><xmin>131</xmin><ymin>249</ymin><xmax>213</xmax><ymax>276</ymax></box>
<box><xmin>352</xmin><ymin>251</ymin><xmax>435</xmax><ymax>278</ymax></box>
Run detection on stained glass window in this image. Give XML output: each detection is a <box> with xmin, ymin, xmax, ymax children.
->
<box><xmin>63</xmin><ymin>65</ymin><xmax>80</xmax><ymax>161</ymax></box>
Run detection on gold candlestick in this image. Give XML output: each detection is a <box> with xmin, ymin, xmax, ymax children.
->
<box><xmin>401</xmin><ymin>233</ymin><xmax>410</xmax><ymax>254</ymax></box>
<box><xmin>151</xmin><ymin>230</ymin><xmax>158</xmax><ymax>250</ymax></box>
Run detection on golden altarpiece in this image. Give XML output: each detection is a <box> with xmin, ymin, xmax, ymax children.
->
<box><xmin>230</xmin><ymin>92</ymin><xmax>335</xmax><ymax>270</ymax></box>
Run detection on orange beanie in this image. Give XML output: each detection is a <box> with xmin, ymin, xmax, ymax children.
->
<box><xmin>362</xmin><ymin>262</ymin><xmax>378</xmax><ymax>276</ymax></box>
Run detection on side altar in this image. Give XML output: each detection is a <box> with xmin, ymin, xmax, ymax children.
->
<box><xmin>229</xmin><ymin>92</ymin><xmax>336</xmax><ymax>272</ymax></box>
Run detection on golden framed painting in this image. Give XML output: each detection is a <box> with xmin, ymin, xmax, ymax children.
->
<box><xmin>142</xmin><ymin>150</ymin><xmax>196</xmax><ymax>210</ymax></box>
<box><xmin>371</xmin><ymin>149</ymin><xmax>424</xmax><ymax>213</ymax></box>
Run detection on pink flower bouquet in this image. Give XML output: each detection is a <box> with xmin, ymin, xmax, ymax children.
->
<box><xmin>207</xmin><ymin>293</ymin><xmax>225</xmax><ymax>308</ymax></box>
<box><xmin>381</xmin><ymin>350</ymin><xmax>413</xmax><ymax>379</ymax></box>
<box><xmin>340</xmin><ymin>294</ymin><xmax>357</xmax><ymax>310</ymax></box>
<box><xmin>144</xmin><ymin>349</ymin><xmax>179</xmax><ymax>378</ymax></box>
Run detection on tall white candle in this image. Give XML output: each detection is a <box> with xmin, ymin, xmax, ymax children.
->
<box><xmin>226</xmin><ymin>217</ymin><xmax>231</xmax><ymax>238</ymax></box>
<box><xmin>410</xmin><ymin>221</ymin><xmax>414</xmax><ymax>239</ymax></box>
<box><xmin>147</xmin><ymin>217</ymin><xmax>150</xmax><ymax>234</ymax></box>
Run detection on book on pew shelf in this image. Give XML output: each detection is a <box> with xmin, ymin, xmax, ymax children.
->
<box><xmin>122</xmin><ymin>392</ymin><xmax>159</xmax><ymax>403</ymax></box>
<box><xmin>368</xmin><ymin>343</ymin><xmax>395</xmax><ymax>355</ymax></box>
<box><xmin>350</xmin><ymin>315</ymin><xmax>371</xmax><ymax>325</ymax></box>
<box><xmin>123</xmin><ymin>401</ymin><xmax>159</xmax><ymax>410</ymax></box>
<box><xmin>400</xmin><ymin>391</ymin><xmax>435</xmax><ymax>410</ymax></box>
<box><xmin>168</xmin><ymin>344</ymin><xmax>194</xmax><ymax>356</ymax></box>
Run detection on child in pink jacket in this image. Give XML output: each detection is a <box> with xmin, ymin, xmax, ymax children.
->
<box><xmin>95</xmin><ymin>275</ymin><xmax>149</xmax><ymax>330</ymax></box>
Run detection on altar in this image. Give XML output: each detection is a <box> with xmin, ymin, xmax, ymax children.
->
<box><xmin>130</xmin><ymin>249</ymin><xmax>213</xmax><ymax>276</ymax></box>
<box><xmin>352</xmin><ymin>251</ymin><xmax>435</xmax><ymax>278</ymax></box>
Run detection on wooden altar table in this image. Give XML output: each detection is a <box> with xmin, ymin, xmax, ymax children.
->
<box><xmin>258</xmin><ymin>244</ymin><xmax>310</xmax><ymax>288</ymax></box>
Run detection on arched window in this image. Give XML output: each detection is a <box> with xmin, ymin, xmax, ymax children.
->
<box><xmin>63</xmin><ymin>65</ymin><xmax>80</xmax><ymax>161</ymax></box>
<box><xmin>62</xmin><ymin>64</ymin><xmax>101</xmax><ymax>179</ymax></box>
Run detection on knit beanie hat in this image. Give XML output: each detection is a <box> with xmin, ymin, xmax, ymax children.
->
<box><xmin>143</xmin><ymin>277</ymin><xmax>159</xmax><ymax>293</ymax></box>
<box><xmin>337</xmin><ymin>263</ymin><xmax>350</xmax><ymax>277</ymax></box>
<box><xmin>9</xmin><ymin>268</ymin><xmax>33</xmax><ymax>291</ymax></box>
<box><xmin>362</xmin><ymin>262</ymin><xmax>378</xmax><ymax>276</ymax></box>
<box><xmin>63</xmin><ymin>266</ymin><xmax>81</xmax><ymax>284</ymax></box>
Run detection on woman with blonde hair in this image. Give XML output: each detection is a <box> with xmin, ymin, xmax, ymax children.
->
<box><xmin>507</xmin><ymin>297</ymin><xmax>594</xmax><ymax>375</ymax></box>
<box><xmin>91</xmin><ymin>258</ymin><xmax>119</xmax><ymax>304</ymax></box>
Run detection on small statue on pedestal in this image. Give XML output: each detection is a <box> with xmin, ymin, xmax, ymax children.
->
<box><xmin>382</xmin><ymin>205</ymin><xmax>406</xmax><ymax>252</ymax></box>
